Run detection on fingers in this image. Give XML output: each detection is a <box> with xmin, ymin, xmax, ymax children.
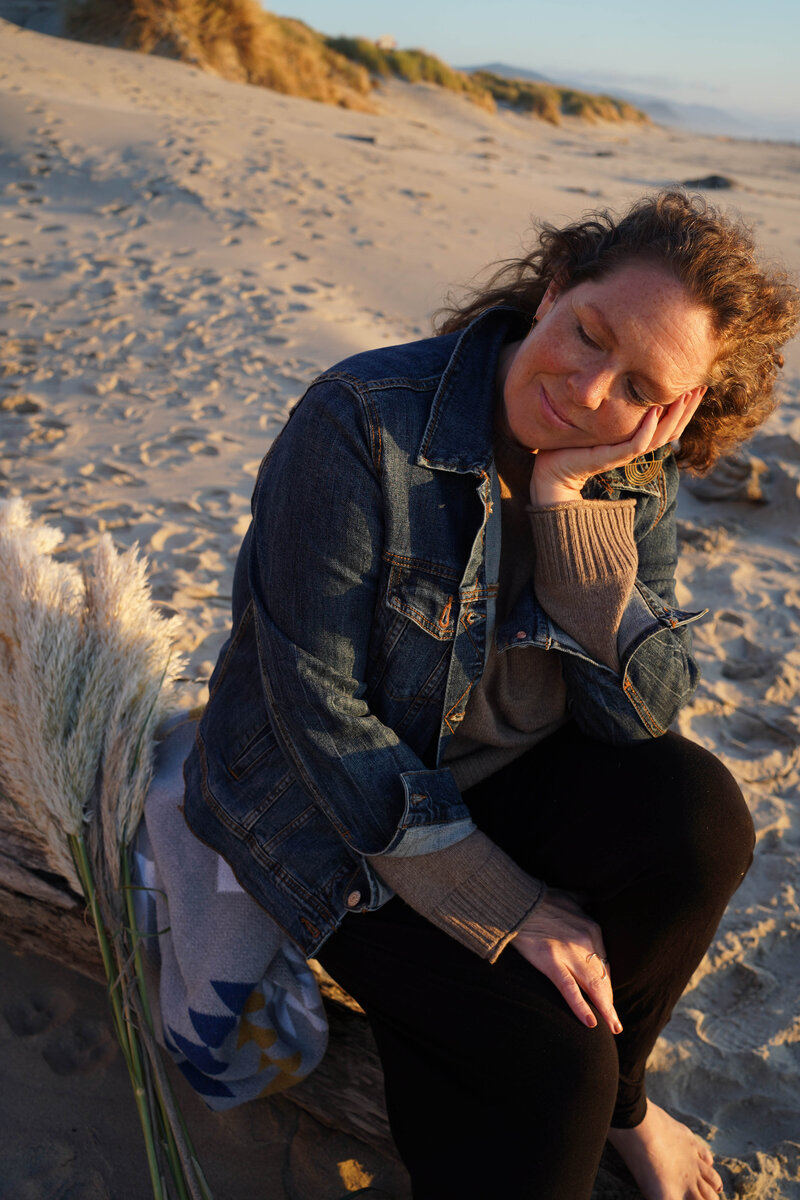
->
<box><xmin>535</xmin><ymin>943</ymin><xmax>622</xmax><ymax>1034</ymax></box>
<box><xmin>553</xmin><ymin>964</ymin><xmax>600</xmax><ymax>1029</ymax></box>
<box><xmin>641</xmin><ymin>386</ymin><xmax>705</xmax><ymax>455</ymax></box>
<box><xmin>670</xmin><ymin>385</ymin><xmax>706</xmax><ymax>441</ymax></box>
<box><xmin>578</xmin><ymin>953</ymin><xmax>623</xmax><ymax>1035</ymax></box>
<box><xmin>512</xmin><ymin>893</ymin><xmax>623</xmax><ymax>1034</ymax></box>
<box><xmin>585</xmin><ymin>950</ymin><xmax>607</xmax><ymax>980</ymax></box>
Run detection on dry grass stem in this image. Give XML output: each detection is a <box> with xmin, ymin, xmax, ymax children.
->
<box><xmin>0</xmin><ymin>498</ymin><xmax>203</xmax><ymax>1198</ymax></box>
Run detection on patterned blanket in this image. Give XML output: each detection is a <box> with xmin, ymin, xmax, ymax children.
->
<box><xmin>131</xmin><ymin>715</ymin><xmax>328</xmax><ymax>1109</ymax></box>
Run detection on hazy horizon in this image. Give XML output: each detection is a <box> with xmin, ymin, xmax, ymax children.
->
<box><xmin>269</xmin><ymin>0</ymin><xmax>798</xmax><ymax>142</ymax></box>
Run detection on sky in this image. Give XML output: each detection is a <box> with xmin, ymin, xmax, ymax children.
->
<box><xmin>267</xmin><ymin>0</ymin><xmax>799</xmax><ymax>139</ymax></box>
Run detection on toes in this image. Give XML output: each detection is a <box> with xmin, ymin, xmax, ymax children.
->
<box><xmin>695</xmin><ymin>1140</ymin><xmax>722</xmax><ymax>1196</ymax></box>
<box><xmin>699</xmin><ymin>1159</ymin><xmax>723</xmax><ymax>1194</ymax></box>
<box><xmin>698</xmin><ymin>1155</ymin><xmax>721</xmax><ymax>1183</ymax></box>
<box><xmin>696</xmin><ymin>1140</ymin><xmax>714</xmax><ymax>1165</ymax></box>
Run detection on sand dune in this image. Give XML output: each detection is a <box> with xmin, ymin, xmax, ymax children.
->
<box><xmin>1</xmin><ymin>14</ymin><xmax>799</xmax><ymax>1199</ymax></box>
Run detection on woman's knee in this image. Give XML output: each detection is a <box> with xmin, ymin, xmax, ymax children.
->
<box><xmin>465</xmin><ymin>969</ymin><xmax>620</xmax><ymax>1113</ymax></box>
<box><xmin>645</xmin><ymin>734</ymin><xmax>754</xmax><ymax>894</ymax></box>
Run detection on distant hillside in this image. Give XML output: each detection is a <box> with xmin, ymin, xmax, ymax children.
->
<box><xmin>465</xmin><ymin>61</ymin><xmax>552</xmax><ymax>85</ymax></box>
<box><xmin>58</xmin><ymin>1</ymin><xmax>648</xmax><ymax>125</ymax></box>
<box><xmin>465</xmin><ymin>61</ymin><xmax>758</xmax><ymax>138</ymax></box>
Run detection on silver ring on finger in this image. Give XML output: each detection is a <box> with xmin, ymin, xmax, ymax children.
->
<box><xmin>586</xmin><ymin>951</ymin><xmax>607</xmax><ymax>981</ymax></box>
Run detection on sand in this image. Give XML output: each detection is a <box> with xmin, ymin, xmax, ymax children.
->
<box><xmin>1</xmin><ymin>13</ymin><xmax>799</xmax><ymax>1199</ymax></box>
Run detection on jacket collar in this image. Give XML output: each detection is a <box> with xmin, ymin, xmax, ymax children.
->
<box><xmin>592</xmin><ymin>443</ymin><xmax>673</xmax><ymax>498</ymax></box>
<box><xmin>417</xmin><ymin>307</ymin><xmax>672</xmax><ymax>497</ymax></box>
<box><xmin>417</xmin><ymin>307</ymin><xmax>530</xmax><ymax>474</ymax></box>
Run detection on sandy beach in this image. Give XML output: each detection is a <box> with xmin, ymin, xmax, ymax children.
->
<box><xmin>1</xmin><ymin>14</ymin><xmax>799</xmax><ymax>1199</ymax></box>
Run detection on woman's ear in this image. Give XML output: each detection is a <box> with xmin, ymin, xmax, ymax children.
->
<box><xmin>535</xmin><ymin>278</ymin><xmax>561</xmax><ymax>321</ymax></box>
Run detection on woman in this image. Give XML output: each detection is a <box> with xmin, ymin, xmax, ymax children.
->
<box><xmin>182</xmin><ymin>191</ymin><xmax>799</xmax><ymax>1199</ymax></box>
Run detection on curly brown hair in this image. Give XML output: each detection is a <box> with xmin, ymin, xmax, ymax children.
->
<box><xmin>435</xmin><ymin>190</ymin><xmax>800</xmax><ymax>472</ymax></box>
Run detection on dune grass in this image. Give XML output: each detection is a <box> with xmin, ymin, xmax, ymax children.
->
<box><xmin>472</xmin><ymin>70</ymin><xmax>649</xmax><ymax>125</ymax></box>
<box><xmin>324</xmin><ymin>35</ymin><xmax>495</xmax><ymax>112</ymax></box>
<box><xmin>322</xmin><ymin>39</ymin><xmax>647</xmax><ymax>124</ymax></box>
<box><xmin>64</xmin><ymin>2</ymin><xmax>646</xmax><ymax>124</ymax></box>
<box><xmin>66</xmin><ymin>0</ymin><xmax>376</xmax><ymax>110</ymax></box>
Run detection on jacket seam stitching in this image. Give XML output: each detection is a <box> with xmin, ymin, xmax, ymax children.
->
<box><xmin>383</xmin><ymin>549</ymin><xmax>462</xmax><ymax>580</ymax></box>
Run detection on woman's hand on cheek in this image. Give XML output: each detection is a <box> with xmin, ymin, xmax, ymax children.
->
<box><xmin>529</xmin><ymin>388</ymin><xmax>705</xmax><ymax>507</ymax></box>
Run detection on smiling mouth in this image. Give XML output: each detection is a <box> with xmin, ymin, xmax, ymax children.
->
<box><xmin>541</xmin><ymin>386</ymin><xmax>577</xmax><ymax>429</ymax></box>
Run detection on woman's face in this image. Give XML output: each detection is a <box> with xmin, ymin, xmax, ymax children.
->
<box><xmin>497</xmin><ymin>262</ymin><xmax>718</xmax><ymax>452</ymax></box>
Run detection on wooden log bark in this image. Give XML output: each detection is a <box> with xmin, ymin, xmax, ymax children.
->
<box><xmin>0</xmin><ymin>811</ymin><xmax>396</xmax><ymax>1158</ymax></box>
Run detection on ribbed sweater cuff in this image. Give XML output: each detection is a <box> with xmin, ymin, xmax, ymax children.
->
<box><xmin>528</xmin><ymin>498</ymin><xmax>637</xmax><ymax>584</ymax></box>
<box><xmin>370</xmin><ymin>831</ymin><xmax>545</xmax><ymax>963</ymax></box>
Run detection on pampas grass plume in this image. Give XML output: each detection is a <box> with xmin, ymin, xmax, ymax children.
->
<box><xmin>0</xmin><ymin>498</ymin><xmax>184</xmax><ymax>889</ymax></box>
<box><xmin>0</xmin><ymin>498</ymin><xmax>208</xmax><ymax>1200</ymax></box>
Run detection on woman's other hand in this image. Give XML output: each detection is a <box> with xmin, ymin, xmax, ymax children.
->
<box><xmin>530</xmin><ymin>389</ymin><xmax>704</xmax><ymax>507</ymax></box>
<box><xmin>512</xmin><ymin>889</ymin><xmax>623</xmax><ymax>1034</ymax></box>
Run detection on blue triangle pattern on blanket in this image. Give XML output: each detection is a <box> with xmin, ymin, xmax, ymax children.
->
<box><xmin>176</xmin><ymin>1059</ymin><xmax>236</xmax><ymax>1099</ymax></box>
<box><xmin>188</xmin><ymin>1006</ymin><xmax>238</xmax><ymax>1048</ymax></box>
<box><xmin>168</xmin><ymin>1026</ymin><xmax>230</xmax><ymax>1074</ymax></box>
<box><xmin>210</xmin><ymin>978</ymin><xmax>258</xmax><ymax>1015</ymax></box>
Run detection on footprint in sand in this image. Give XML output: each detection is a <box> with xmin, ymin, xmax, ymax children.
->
<box><xmin>684</xmin><ymin>452</ymin><xmax>769</xmax><ymax>503</ymax></box>
<box><xmin>78</xmin><ymin>461</ymin><xmax>143</xmax><ymax>487</ymax></box>
<box><xmin>714</xmin><ymin>1095</ymin><xmax>800</xmax><ymax>1150</ymax></box>
<box><xmin>2</xmin><ymin>987</ymin><xmax>75</xmax><ymax>1037</ymax></box>
<box><xmin>0</xmin><ymin>393</ymin><xmax>42</xmax><ymax>415</ymax></box>
<box><xmin>42</xmin><ymin>1016</ymin><xmax>117</xmax><ymax>1076</ymax></box>
<box><xmin>720</xmin><ymin>636</ymin><xmax>782</xmax><ymax>681</ymax></box>
<box><xmin>0</xmin><ymin>1142</ymin><xmax>110</xmax><ymax>1200</ymax></box>
<box><xmin>688</xmin><ymin>924</ymin><xmax>800</xmax><ymax>1055</ymax></box>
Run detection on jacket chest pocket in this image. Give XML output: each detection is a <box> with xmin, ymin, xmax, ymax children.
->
<box><xmin>387</xmin><ymin>561</ymin><xmax>459</xmax><ymax>639</ymax></box>
<box><xmin>368</xmin><ymin>559</ymin><xmax>459</xmax><ymax>706</ymax></box>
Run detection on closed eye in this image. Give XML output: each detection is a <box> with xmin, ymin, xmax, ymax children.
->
<box><xmin>577</xmin><ymin>321</ymin><xmax>653</xmax><ymax>407</ymax></box>
<box><xmin>625</xmin><ymin>379</ymin><xmax>651</xmax><ymax>407</ymax></box>
<box><xmin>576</xmin><ymin>323</ymin><xmax>600</xmax><ymax>350</ymax></box>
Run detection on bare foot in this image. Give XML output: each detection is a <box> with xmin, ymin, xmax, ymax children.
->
<box><xmin>607</xmin><ymin>1101</ymin><xmax>723</xmax><ymax>1200</ymax></box>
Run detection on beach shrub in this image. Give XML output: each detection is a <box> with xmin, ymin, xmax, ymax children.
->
<box><xmin>326</xmin><ymin>35</ymin><xmax>495</xmax><ymax>111</ymax></box>
<box><xmin>473</xmin><ymin>70</ymin><xmax>649</xmax><ymax>126</ymax></box>
<box><xmin>472</xmin><ymin>72</ymin><xmax>562</xmax><ymax>124</ymax></box>
<box><xmin>65</xmin><ymin>0</ymin><xmax>376</xmax><ymax>110</ymax></box>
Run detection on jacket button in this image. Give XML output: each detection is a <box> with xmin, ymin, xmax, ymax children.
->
<box><xmin>515</xmin><ymin>630</ymin><xmax>527</xmax><ymax>640</ymax></box>
<box><xmin>346</xmin><ymin>891</ymin><xmax>362</xmax><ymax>908</ymax></box>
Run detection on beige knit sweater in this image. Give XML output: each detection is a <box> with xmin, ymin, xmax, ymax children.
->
<box><xmin>370</xmin><ymin>437</ymin><xmax>638</xmax><ymax>962</ymax></box>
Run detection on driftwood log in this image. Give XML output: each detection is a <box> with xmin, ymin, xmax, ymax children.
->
<box><xmin>0</xmin><ymin>809</ymin><xmax>395</xmax><ymax>1159</ymax></box>
<box><xmin>0</xmin><ymin>812</ymin><xmax>640</xmax><ymax>1196</ymax></box>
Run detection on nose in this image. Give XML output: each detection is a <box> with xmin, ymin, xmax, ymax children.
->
<box><xmin>570</xmin><ymin>366</ymin><xmax>611</xmax><ymax>409</ymax></box>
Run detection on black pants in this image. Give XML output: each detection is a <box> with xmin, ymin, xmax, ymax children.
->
<box><xmin>317</xmin><ymin>725</ymin><xmax>754</xmax><ymax>1200</ymax></box>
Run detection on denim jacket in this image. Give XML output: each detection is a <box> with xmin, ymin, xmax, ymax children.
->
<box><xmin>183</xmin><ymin>307</ymin><xmax>704</xmax><ymax>956</ymax></box>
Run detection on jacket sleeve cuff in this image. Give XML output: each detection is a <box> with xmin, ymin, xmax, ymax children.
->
<box><xmin>379</xmin><ymin>767</ymin><xmax>475</xmax><ymax>857</ymax></box>
<box><xmin>369</xmin><ymin>830</ymin><xmax>545</xmax><ymax>962</ymax></box>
